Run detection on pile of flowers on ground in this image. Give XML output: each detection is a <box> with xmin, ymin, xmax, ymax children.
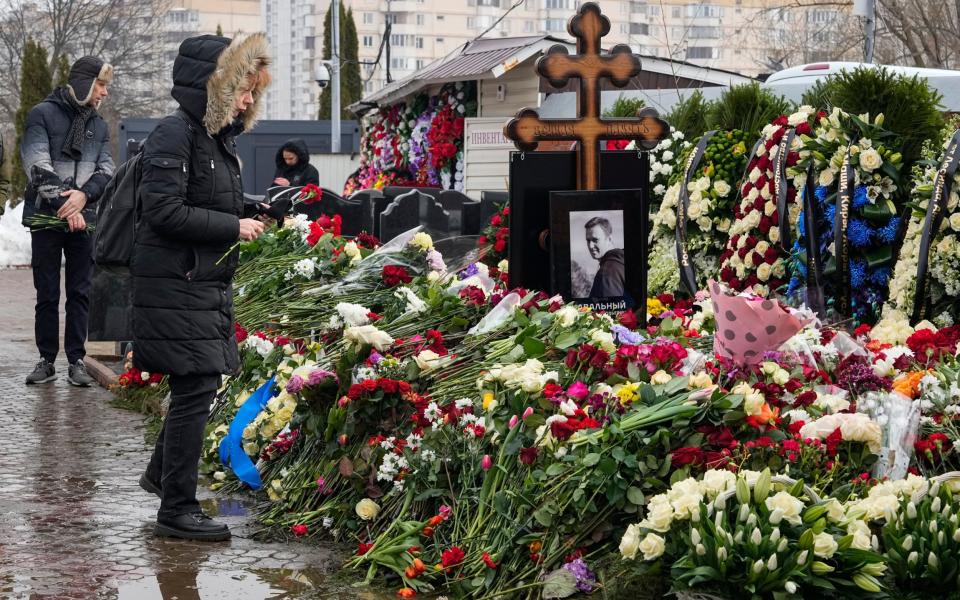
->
<box><xmin>346</xmin><ymin>82</ymin><xmax>477</xmax><ymax>194</ymax></box>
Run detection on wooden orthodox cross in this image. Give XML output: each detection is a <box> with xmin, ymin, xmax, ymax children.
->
<box><xmin>503</xmin><ymin>1</ymin><xmax>668</xmax><ymax>190</ymax></box>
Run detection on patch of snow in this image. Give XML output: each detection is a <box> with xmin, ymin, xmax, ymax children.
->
<box><xmin>0</xmin><ymin>202</ymin><xmax>32</xmax><ymax>267</ymax></box>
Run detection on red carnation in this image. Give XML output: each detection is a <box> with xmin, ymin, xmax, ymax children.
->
<box><xmin>441</xmin><ymin>546</ymin><xmax>465</xmax><ymax>572</ymax></box>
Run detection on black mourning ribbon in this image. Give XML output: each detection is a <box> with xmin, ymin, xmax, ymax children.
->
<box><xmin>831</xmin><ymin>146</ymin><xmax>855</xmax><ymax>317</ymax></box>
<box><xmin>801</xmin><ymin>161</ymin><xmax>826</xmax><ymax>318</ymax></box>
<box><xmin>675</xmin><ymin>130</ymin><xmax>717</xmax><ymax>296</ymax></box>
<box><xmin>913</xmin><ymin>129</ymin><xmax>960</xmax><ymax>322</ymax></box>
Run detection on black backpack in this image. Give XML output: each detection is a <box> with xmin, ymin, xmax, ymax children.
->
<box><xmin>94</xmin><ymin>111</ymin><xmax>194</xmax><ymax>266</ymax></box>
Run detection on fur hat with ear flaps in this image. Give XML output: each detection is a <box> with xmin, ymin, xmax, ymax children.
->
<box><xmin>171</xmin><ymin>33</ymin><xmax>271</xmax><ymax>136</ymax></box>
<box><xmin>67</xmin><ymin>56</ymin><xmax>113</xmax><ymax>105</ymax></box>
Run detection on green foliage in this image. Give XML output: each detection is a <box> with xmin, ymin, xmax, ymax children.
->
<box><xmin>801</xmin><ymin>66</ymin><xmax>944</xmax><ymax>168</ymax></box>
<box><xmin>603</xmin><ymin>94</ymin><xmax>645</xmax><ymax>118</ymax></box>
<box><xmin>54</xmin><ymin>53</ymin><xmax>70</xmax><ymax>87</ymax></box>
<box><xmin>13</xmin><ymin>38</ymin><xmax>52</xmax><ymax>202</ymax></box>
<box><xmin>319</xmin><ymin>2</ymin><xmax>363</xmax><ymax>121</ymax></box>
<box><xmin>707</xmin><ymin>82</ymin><xmax>793</xmax><ymax>139</ymax></box>
<box><xmin>666</xmin><ymin>90</ymin><xmax>709</xmax><ymax>140</ymax></box>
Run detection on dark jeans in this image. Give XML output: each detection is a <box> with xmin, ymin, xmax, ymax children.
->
<box><xmin>31</xmin><ymin>228</ymin><xmax>94</xmax><ymax>364</ymax></box>
<box><xmin>146</xmin><ymin>373</ymin><xmax>221</xmax><ymax>519</ymax></box>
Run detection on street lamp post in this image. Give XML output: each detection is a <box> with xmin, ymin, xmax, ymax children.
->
<box><xmin>331</xmin><ymin>0</ymin><xmax>341</xmax><ymax>153</ymax></box>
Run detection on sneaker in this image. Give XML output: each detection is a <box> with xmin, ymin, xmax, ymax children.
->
<box><xmin>67</xmin><ymin>359</ymin><xmax>93</xmax><ymax>387</ymax></box>
<box><xmin>26</xmin><ymin>358</ymin><xmax>56</xmax><ymax>384</ymax></box>
<box><xmin>155</xmin><ymin>512</ymin><xmax>231</xmax><ymax>541</ymax></box>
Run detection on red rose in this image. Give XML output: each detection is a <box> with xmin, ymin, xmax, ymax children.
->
<box><xmin>235</xmin><ymin>322</ymin><xmax>248</xmax><ymax>343</ymax></box>
<box><xmin>357</xmin><ymin>542</ymin><xmax>374</xmax><ymax>555</ymax></box>
<box><xmin>619</xmin><ymin>309</ymin><xmax>639</xmax><ymax>330</ymax></box>
<box><xmin>795</xmin><ymin>122</ymin><xmax>812</xmax><ymax>136</ymax></box>
<box><xmin>362</xmin><ymin>379</ymin><xmax>378</xmax><ymax>393</ymax></box>
<box><xmin>348</xmin><ymin>384</ymin><xmax>363</xmax><ymax>399</ymax></box>
<box><xmin>398</xmin><ymin>381</ymin><xmax>412</xmax><ymax>394</ymax></box>
<box><xmin>291</xmin><ymin>524</ymin><xmax>309</xmax><ymax>537</ymax></box>
<box><xmin>671</xmin><ymin>447</ymin><xmax>703</xmax><ymax>466</ymax></box>
<box><xmin>519</xmin><ymin>447</ymin><xmax>539</xmax><ymax>465</ymax></box>
<box><xmin>382</xmin><ymin>265</ymin><xmax>413</xmax><ymax>287</ymax></box>
<box><xmin>493</xmin><ymin>238</ymin><xmax>506</xmax><ymax>253</ymax></box>
<box><xmin>380</xmin><ymin>379</ymin><xmax>399</xmax><ymax>394</ymax></box>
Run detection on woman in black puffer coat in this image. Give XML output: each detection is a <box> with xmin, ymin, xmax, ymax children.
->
<box><xmin>133</xmin><ymin>33</ymin><xmax>270</xmax><ymax>541</ymax></box>
<box><xmin>272</xmin><ymin>138</ymin><xmax>319</xmax><ymax>187</ymax></box>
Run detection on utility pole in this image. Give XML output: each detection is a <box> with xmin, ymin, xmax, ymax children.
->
<box><xmin>854</xmin><ymin>0</ymin><xmax>876</xmax><ymax>63</ymax></box>
<box><xmin>331</xmin><ymin>0</ymin><xmax>341</xmax><ymax>153</ymax></box>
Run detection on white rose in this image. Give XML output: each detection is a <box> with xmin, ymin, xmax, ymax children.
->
<box><xmin>355</xmin><ymin>498</ymin><xmax>381</xmax><ymax>520</ymax></box>
<box><xmin>744</xmin><ymin>390</ymin><xmax>766</xmax><ymax>415</ymax></box>
<box><xmin>819</xmin><ymin>168</ymin><xmax>836</xmax><ymax>187</ymax></box>
<box><xmin>859</xmin><ymin>148</ymin><xmax>882</xmax><ymax>172</ymax></box>
<box><xmin>772</xmin><ymin>368</ymin><xmax>790</xmax><ymax>386</ymax></box>
<box><xmin>714</xmin><ymin>180</ymin><xmax>732</xmax><ymax>197</ymax></box>
<box><xmin>847</xmin><ymin>520</ymin><xmax>872</xmax><ymax>550</ymax></box>
<box><xmin>696</xmin><ymin>216</ymin><xmax>713</xmax><ymax>231</ymax></box>
<box><xmin>701</xmin><ymin>469</ymin><xmax>736</xmax><ymax>496</ymax></box>
<box><xmin>591</xmin><ymin>329</ymin><xmax>616</xmax><ymax>353</ymax></box>
<box><xmin>950</xmin><ymin>213</ymin><xmax>960</xmax><ymax>232</ymax></box>
<box><xmin>839</xmin><ymin>413</ymin><xmax>882</xmax><ymax>453</ymax></box>
<box><xmin>764</xmin><ymin>491</ymin><xmax>804</xmax><ymax>526</ymax></box>
<box><xmin>555</xmin><ymin>305</ymin><xmax>579</xmax><ymax>327</ymax></box>
<box><xmin>638</xmin><ymin>532</ymin><xmax>666</xmax><ymax>561</ymax></box>
<box><xmin>414</xmin><ymin>349</ymin><xmax>444</xmax><ymax>372</ymax></box>
<box><xmin>788</xmin><ymin>111</ymin><xmax>809</xmax><ymax>126</ymax></box>
<box><xmin>651</xmin><ymin>370</ymin><xmax>672</xmax><ymax>385</ymax></box>
<box><xmin>825</xmin><ymin>498</ymin><xmax>845</xmax><ymax>522</ymax></box>
<box><xmin>688</xmin><ymin>371</ymin><xmax>713</xmax><ymax>389</ymax></box>
<box><xmin>749</xmin><ymin>167</ymin><xmax>762</xmax><ymax>184</ymax></box>
<box><xmin>687</xmin><ymin>201</ymin><xmax>703</xmax><ymax>219</ymax></box>
<box><xmin>643</xmin><ymin>498</ymin><xmax>675</xmax><ymax>532</ymax></box>
<box><xmin>620</xmin><ymin>523</ymin><xmax>642</xmax><ymax>559</ymax></box>
<box><xmin>769</xmin><ymin>226</ymin><xmax>780</xmax><ymax>244</ymax></box>
<box><xmin>717</xmin><ymin>218</ymin><xmax>731</xmax><ymax>232</ymax></box>
<box><xmin>344</xmin><ymin>325</ymin><xmax>395</xmax><ymax>351</ymax></box>
<box><xmin>813</xmin><ymin>531</ymin><xmax>838</xmax><ymax>558</ymax></box>
<box><xmin>756</xmin><ymin>263</ymin><xmax>772</xmax><ymax>282</ymax></box>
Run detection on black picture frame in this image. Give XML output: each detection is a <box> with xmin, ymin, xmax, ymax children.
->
<box><xmin>550</xmin><ymin>189</ymin><xmax>643</xmax><ymax>312</ymax></box>
<box><xmin>507</xmin><ymin>150</ymin><xmax>650</xmax><ymax>294</ymax></box>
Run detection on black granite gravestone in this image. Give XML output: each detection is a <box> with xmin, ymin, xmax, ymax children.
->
<box><xmin>380</xmin><ymin>190</ymin><xmax>424</xmax><ymax>243</ymax></box>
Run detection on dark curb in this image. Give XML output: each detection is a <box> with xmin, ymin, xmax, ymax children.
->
<box><xmin>84</xmin><ymin>356</ymin><xmax>118</xmax><ymax>388</ymax></box>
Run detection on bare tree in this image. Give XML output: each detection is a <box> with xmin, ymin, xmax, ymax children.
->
<box><xmin>0</xmin><ymin>0</ymin><xmax>173</xmax><ymax>131</ymax></box>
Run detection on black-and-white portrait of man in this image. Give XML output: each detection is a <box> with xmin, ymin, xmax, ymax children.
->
<box><xmin>569</xmin><ymin>211</ymin><xmax>625</xmax><ymax>298</ymax></box>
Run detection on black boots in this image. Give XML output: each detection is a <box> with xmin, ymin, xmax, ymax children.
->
<box><xmin>155</xmin><ymin>512</ymin><xmax>231</xmax><ymax>542</ymax></box>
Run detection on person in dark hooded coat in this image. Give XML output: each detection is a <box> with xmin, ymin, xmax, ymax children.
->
<box><xmin>133</xmin><ymin>33</ymin><xmax>270</xmax><ymax>541</ymax></box>
<box><xmin>272</xmin><ymin>138</ymin><xmax>319</xmax><ymax>187</ymax></box>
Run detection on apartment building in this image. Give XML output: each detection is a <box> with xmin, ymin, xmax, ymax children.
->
<box><xmin>342</xmin><ymin>0</ymin><xmax>857</xmax><ymax>94</ymax></box>
<box><xmin>262</xmin><ymin>0</ymin><xmax>322</xmax><ymax>119</ymax></box>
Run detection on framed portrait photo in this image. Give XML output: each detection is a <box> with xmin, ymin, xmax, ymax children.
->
<box><xmin>549</xmin><ymin>189</ymin><xmax>644</xmax><ymax>311</ymax></box>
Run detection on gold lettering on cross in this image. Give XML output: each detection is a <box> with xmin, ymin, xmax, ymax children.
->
<box><xmin>503</xmin><ymin>2</ymin><xmax>668</xmax><ymax>190</ymax></box>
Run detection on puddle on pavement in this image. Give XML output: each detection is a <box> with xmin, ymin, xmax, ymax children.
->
<box><xmin>116</xmin><ymin>568</ymin><xmax>323</xmax><ymax>599</ymax></box>
<box><xmin>199</xmin><ymin>496</ymin><xmax>251</xmax><ymax>518</ymax></box>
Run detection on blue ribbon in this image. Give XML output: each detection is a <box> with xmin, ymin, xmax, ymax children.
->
<box><xmin>219</xmin><ymin>376</ymin><xmax>276</xmax><ymax>490</ymax></box>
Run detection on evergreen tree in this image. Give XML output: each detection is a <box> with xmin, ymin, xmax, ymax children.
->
<box><xmin>55</xmin><ymin>53</ymin><xmax>70</xmax><ymax>87</ymax></box>
<box><xmin>12</xmin><ymin>38</ymin><xmax>53</xmax><ymax>202</ymax></box>
<box><xmin>216</xmin><ymin>23</ymin><xmax>223</xmax><ymax>36</ymax></box>
<box><xmin>318</xmin><ymin>1</ymin><xmax>362</xmax><ymax>120</ymax></box>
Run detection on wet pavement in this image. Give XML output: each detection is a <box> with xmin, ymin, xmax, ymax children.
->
<box><xmin>0</xmin><ymin>269</ymin><xmax>374</xmax><ymax>599</ymax></box>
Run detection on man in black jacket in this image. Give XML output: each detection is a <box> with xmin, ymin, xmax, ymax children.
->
<box><xmin>585</xmin><ymin>216</ymin><xmax>625</xmax><ymax>298</ymax></box>
<box><xmin>272</xmin><ymin>138</ymin><xmax>319</xmax><ymax>187</ymax></box>
<box><xmin>21</xmin><ymin>56</ymin><xmax>114</xmax><ymax>386</ymax></box>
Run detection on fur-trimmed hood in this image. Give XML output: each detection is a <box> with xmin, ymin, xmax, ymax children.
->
<box><xmin>171</xmin><ymin>33</ymin><xmax>270</xmax><ymax>136</ymax></box>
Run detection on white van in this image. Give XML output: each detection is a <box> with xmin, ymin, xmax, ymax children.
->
<box><xmin>763</xmin><ymin>62</ymin><xmax>960</xmax><ymax>111</ymax></box>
